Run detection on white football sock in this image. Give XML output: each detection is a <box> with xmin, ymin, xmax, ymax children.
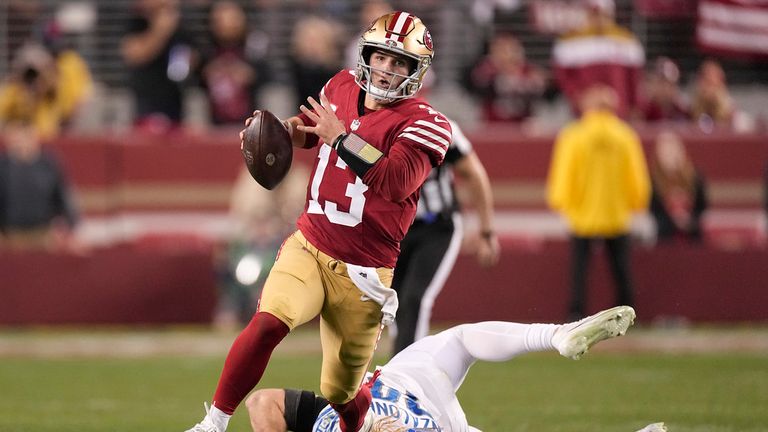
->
<box><xmin>208</xmin><ymin>404</ymin><xmax>231</xmax><ymax>431</ymax></box>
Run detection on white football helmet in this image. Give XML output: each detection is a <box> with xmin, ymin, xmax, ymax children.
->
<box><xmin>355</xmin><ymin>11</ymin><xmax>434</xmax><ymax>103</ymax></box>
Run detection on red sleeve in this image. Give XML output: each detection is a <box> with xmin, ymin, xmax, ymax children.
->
<box><xmin>361</xmin><ymin>140</ymin><xmax>432</xmax><ymax>203</ymax></box>
<box><xmin>396</xmin><ymin>112</ymin><xmax>452</xmax><ymax>167</ymax></box>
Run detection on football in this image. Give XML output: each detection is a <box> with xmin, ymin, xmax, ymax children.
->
<box><xmin>240</xmin><ymin>110</ymin><xmax>293</xmax><ymax>190</ymax></box>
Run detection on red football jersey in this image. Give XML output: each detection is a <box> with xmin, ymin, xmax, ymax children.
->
<box><xmin>296</xmin><ymin>70</ymin><xmax>451</xmax><ymax>268</ymax></box>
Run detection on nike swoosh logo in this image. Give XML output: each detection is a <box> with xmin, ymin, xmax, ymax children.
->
<box><xmin>434</xmin><ymin>116</ymin><xmax>447</xmax><ymax>123</ymax></box>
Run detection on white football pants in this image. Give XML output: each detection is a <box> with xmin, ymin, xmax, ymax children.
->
<box><xmin>380</xmin><ymin>321</ymin><xmax>560</xmax><ymax>431</ymax></box>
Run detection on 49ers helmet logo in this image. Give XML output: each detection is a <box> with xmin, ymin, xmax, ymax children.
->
<box><xmin>423</xmin><ymin>28</ymin><xmax>433</xmax><ymax>51</ymax></box>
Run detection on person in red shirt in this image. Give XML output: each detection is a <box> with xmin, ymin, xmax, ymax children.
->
<box><xmin>184</xmin><ymin>11</ymin><xmax>451</xmax><ymax>432</ymax></box>
<box><xmin>639</xmin><ymin>57</ymin><xmax>690</xmax><ymax>123</ymax></box>
<box><xmin>551</xmin><ymin>0</ymin><xmax>645</xmax><ymax>119</ymax></box>
<box><xmin>469</xmin><ymin>32</ymin><xmax>547</xmax><ymax>123</ymax></box>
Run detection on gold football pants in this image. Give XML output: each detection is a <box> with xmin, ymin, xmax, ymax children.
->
<box><xmin>259</xmin><ymin>230</ymin><xmax>393</xmax><ymax>403</ymax></box>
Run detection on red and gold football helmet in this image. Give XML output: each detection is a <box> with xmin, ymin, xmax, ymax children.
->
<box><xmin>355</xmin><ymin>11</ymin><xmax>434</xmax><ymax>103</ymax></box>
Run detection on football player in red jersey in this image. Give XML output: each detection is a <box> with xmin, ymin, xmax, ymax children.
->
<box><xmin>185</xmin><ymin>12</ymin><xmax>452</xmax><ymax>432</ymax></box>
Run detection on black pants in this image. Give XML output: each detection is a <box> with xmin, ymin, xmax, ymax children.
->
<box><xmin>569</xmin><ymin>234</ymin><xmax>634</xmax><ymax>319</ymax></box>
<box><xmin>391</xmin><ymin>215</ymin><xmax>461</xmax><ymax>354</ymax></box>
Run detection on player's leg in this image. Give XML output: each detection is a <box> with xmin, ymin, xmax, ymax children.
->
<box><xmin>319</xmin><ymin>305</ymin><xmax>383</xmax><ymax>402</ymax></box>
<box><xmin>388</xmin><ymin>306</ymin><xmax>635</xmax><ymax>390</ymax></box>
<box><xmin>605</xmin><ymin>234</ymin><xmax>634</xmax><ymax>308</ymax></box>
<box><xmin>551</xmin><ymin>305</ymin><xmax>635</xmax><ymax>359</ymax></box>
<box><xmin>378</xmin><ymin>320</ymin><xmax>562</xmax><ymax>430</ymax></box>
<box><xmin>388</xmin><ymin>320</ymin><xmax>560</xmax><ymax>391</ymax></box>
<box><xmin>392</xmin><ymin>218</ymin><xmax>458</xmax><ymax>353</ymax></box>
<box><xmin>320</xmin><ymin>264</ymin><xmax>392</xmax><ymax>432</ymax></box>
<box><xmin>186</xmin><ymin>233</ymin><xmax>326</xmax><ymax>432</ymax></box>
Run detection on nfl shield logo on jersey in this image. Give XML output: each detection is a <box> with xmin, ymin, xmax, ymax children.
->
<box><xmin>351</xmin><ymin>119</ymin><xmax>361</xmax><ymax>131</ymax></box>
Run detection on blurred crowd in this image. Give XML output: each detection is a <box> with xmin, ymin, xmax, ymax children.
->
<box><xmin>0</xmin><ymin>0</ymin><xmax>765</xmax><ymax>140</ymax></box>
<box><xmin>0</xmin><ymin>0</ymin><xmax>765</xmax><ymax>256</ymax></box>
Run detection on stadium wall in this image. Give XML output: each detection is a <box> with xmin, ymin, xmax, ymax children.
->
<box><xmin>1</xmin><ymin>128</ymin><xmax>766</xmax><ymax>325</ymax></box>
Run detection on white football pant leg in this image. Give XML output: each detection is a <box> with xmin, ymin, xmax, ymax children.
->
<box><xmin>389</xmin><ymin>321</ymin><xmax>558</xmax><ymax>391</ymax></box>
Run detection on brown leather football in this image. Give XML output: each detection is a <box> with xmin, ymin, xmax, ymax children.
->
<box><xmin>241</xmin><ymin>110</ymin><xmax>293</xmax><ymax>190</ymax></box>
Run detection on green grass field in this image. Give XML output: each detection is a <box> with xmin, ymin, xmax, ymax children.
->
<box><xmin>1</xmin><ymin>334</ymin><xmax>767</xmax><ymax>432</ymax></box>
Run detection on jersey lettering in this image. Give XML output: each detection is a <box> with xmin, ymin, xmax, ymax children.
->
<box><xmin>371</xmin><ymin>380</ymin><xmax>400</xmax><ymax>402</ymax></box>
<box><xmin>314</xmin><ymin>381</ymin><xmax>439</xmax><ymax>432</ymax></box>
<box><xmin>406</xmin><ymin>395</ymin><xmax>427</xmax><ymax>416</ymax></box>
<box><xmin>307</xmin><ymin>144</ymin><xmax>369</xmax><ymax>227</ymax></box>
<box><xmin>297</xmin><ymin>70</ymin><xmax>450</xmax><ymax>268</ymax></box>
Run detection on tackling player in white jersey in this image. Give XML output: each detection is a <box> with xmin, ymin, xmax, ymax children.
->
<box><xmin>244</xmin><ymin>306</ymin><xmax>666</xmax><ymax>432</ymax></box>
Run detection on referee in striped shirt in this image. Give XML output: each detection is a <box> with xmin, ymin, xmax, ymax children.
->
<box><xmin>391</xmin><ymin>119</ymin><xmax>500</xmax><ymax>354</ymax></box>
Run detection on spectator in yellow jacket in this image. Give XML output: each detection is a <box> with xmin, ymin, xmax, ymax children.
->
<box><xmin>546</xmin><ymin>83</ymin><xmax>650</xmax><ymax>320</ymax></box>
<box><xmin>0</xmin><ymin>43</ymin><xmax>92</xmax><ymax>141</ymax></box>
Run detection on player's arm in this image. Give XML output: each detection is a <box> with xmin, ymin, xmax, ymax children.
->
<box><xmin>297</xmin><ymin>94</ymin><xmax>450</xmax><ymax>201</ymax></box>
<box><xmin>446</xmin><ymin>120</ymin><xmax>497</xmax><ymax>265</ymax></box>
<box><xmin>245</xmin><ymin>388</ymin><xmax>329</xmax><ymax>432</ymax></box>
<box><xmin>297</xmin><ymin>92</ymin><xmax>392</xmax><ymax>181</ymax></box>
<box><xmin>283</xmin><ymin>116</ymin><xmax>318</xmax><ymax>149</ymax></box>
<box><xmin>238</xmin><ymin>111</ymin><xmax>317</xmax><ymax>150</ymax></box>
<box><xmin>358</xmin><ymin>141</ymin><xmax>433</xmax><ymax>202</ymax></box>
<box><xmin>454</xmin><ymin>151</ymin><xmax>500</xmax><ymax>267</ymax></box>
<box><xmin>245</xmin><ymin>389</ymin><xmax>288</xmax><ymax>432</ymax></box>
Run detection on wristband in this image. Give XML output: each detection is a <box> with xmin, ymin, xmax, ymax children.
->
<box><xmin>332</xmin><ymin>133</ymin><xmax>347</xmax><ymax>150</ymax></box>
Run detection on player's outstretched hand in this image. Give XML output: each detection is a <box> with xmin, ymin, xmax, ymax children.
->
<box><xmin>296</xmin><ymin>94</ymin><xmax>347</xmax><ymax>146</ymax></box>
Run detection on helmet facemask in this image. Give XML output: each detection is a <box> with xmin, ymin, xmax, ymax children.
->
<box><xmin>356</xmin><ymin>45</ymin><xmax>429</xmax><ymax>104</ymax></box>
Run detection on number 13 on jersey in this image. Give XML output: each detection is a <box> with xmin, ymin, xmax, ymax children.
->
<box><xmin>307</xmin><ymin>144</ymin><xmax>369</xmax><ymax>228</ymax></box>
